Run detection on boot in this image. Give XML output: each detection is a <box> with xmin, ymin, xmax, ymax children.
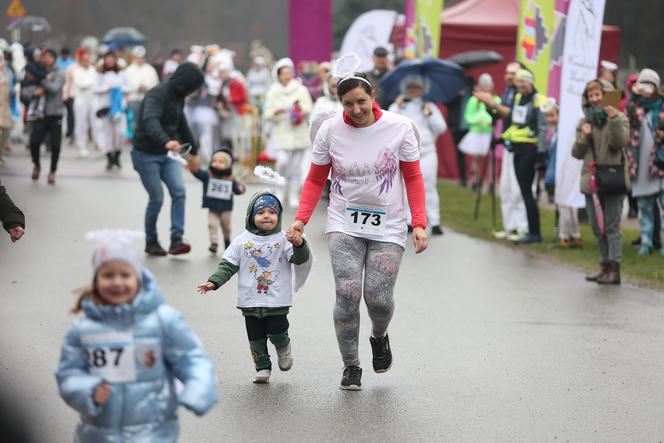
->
<box><xmin>31</xmin><ymin>165</ymin><xmax>41</xmax><ymax>181</ymax></box>
<box><xmin>585</xmin><ymin>262</ymin><xmax>608</xmax><ymax>282</ymax></box>
<box><xmin>113</xmin><ymin>151</ymin><xmax>121</xmax><ymax>169</ymax></box>
<box><xmin>597</xmin><ymin>261</ymin><xmax>621</xmax><ymax>285</ymax></box>
<box><xmin>105</xmin><ymin>153</ymin><xmax>113</xmax><ymax>171</ymax></box>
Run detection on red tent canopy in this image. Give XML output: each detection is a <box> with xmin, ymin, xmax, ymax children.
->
<box><xmin>435</xmin><ymin>0</ymin><xmax>621</xmax><ymax>179</ymax></box>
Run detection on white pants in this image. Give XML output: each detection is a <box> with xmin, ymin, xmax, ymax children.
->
<box><xmin>558</xmin><ymin>205</ymin><xmax>580</xmax><ymax>238</ymax></box>
<box><xmin>74</xmin><ymin>96</ymin><xmax>96</xmax><ymax>151</ymax></box>
<box><xmin>97</xmin><ymin>115</ymin><xmax>125</xmax><ymax>153</ymax></box>
<box><xmin>405</xmin><ymin>148</ymin><xmax>440</xmax><ymax>226</ymax></box>
<box><xmin>499</xmin><ymin>150</ymin><xmax>529</xmax><ymax>233</ymax></box>
<box><xmin>276</xmin><ymin>148</ymin><xmax>306</xmax><ymax>204</ymax></box>
<box><xmin>193</xmin><ymin>106</ymin><xmax>219</xmax><ymax>163</ymax></box>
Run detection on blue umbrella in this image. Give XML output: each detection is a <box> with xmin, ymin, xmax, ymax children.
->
<box><xmin>102</xmin><ymin>27</ymin><xmax>146</xmax><ymax>48</ymax></box>
<box><xmin>380</xmin><ymin>57</ymin><xmax>465</xmax><ymax>104</ymax></box>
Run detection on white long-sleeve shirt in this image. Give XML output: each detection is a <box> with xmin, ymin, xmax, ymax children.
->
<box><xmin>93</xmin><ymin>70</ymin><xmax>130</xmax><ymax>111</ymax></box>
<box><xmin>388</xmin><ymin>98</ymin><xmax>447</xmax><ymax>154</ymax></box>
<box><xmin>69</xmin><ymin>65</ymin><xmax>98</xmax><ymax>99</ymax></box>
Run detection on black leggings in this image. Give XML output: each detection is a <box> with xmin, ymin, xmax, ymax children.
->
<box><xmin>30</xmin><ymin>116</ymin><xmax>63</xmax><ymax>172</ymax></box>
<box><xmin>513</xmin><ymin>143</ymin><xmax>540</xmax><ymax>237</ymax></box>
<box><xmin>245</xmin><ymin>315</ymin><xmax>289</xmax><ymax>341</ymax></box>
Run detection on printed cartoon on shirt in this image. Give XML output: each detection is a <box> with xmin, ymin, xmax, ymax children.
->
<box><xmin>244</xmin><ymin>240</ymin><xmax>283</xmax><ymax>295</ymax></box>
<box><xmin>374</xmin><ymin>148</ymin><xmax>398</xmax><ymax>195</ymax></box>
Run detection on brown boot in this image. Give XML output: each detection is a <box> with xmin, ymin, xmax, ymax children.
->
<box><xmin>31</xmin><ymin>165</ymin><xmax>40</xmax><ymax>181</ymax></box>
<box><xmin>585</xmin><ymin>262</ymin><xmax>608</xmax><ymax>282</ymax></box>
<box><xmin>597</xmin><ymin>261</ymin><xmax>621</xmax><ymax>285</ymax></box>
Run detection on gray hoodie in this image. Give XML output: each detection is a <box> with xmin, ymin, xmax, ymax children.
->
<box><xmin>41</xmin><ymin>64</ymin><xmax>65</xmax><ymax>116</ymax></box>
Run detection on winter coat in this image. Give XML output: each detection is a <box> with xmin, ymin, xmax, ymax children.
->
<box><xmin>388</xmin><ymin>98</ymin><xmax>447</xmax><ymax>155</ymax></box>
<box><xmin>0</xmin><ymin>179</ymin><xmax>24</xmax><ymax>232</ymax></box>
<box><xmin>263</xmin><ymin>79</ymin><xmax>313</xmax><ymax>150</ymax></box>
<box><xmin>133</xmin><ymin>62</ymin><xmax>204</xmax><ymax>156</ymax></box>
<box><xmin>93</xmin><ymin>70</ymin><xmax>130</xmax><ymax>113</ymax></box>
<box><xmin>41</xmin><ymin>64</ymin><xmax>66</xmax><ymax>116</ymax></box>
<box><xmin>124</xmin><ymin>63</ymin><xmax>160</xmax><ymax>103</ymax></box>
<box><xmin>571</xmin><ymin>113</ymin><xmax>630</xmax><ymax>194</ymax></box>
<box><xmin>0</xmin><ymin>68</ymin><xmax>13</xmax><ymax>129</ymax></box>
<box><xmin>55</xmin><ymin>269</ymin><xmax>218</xmax><ymax>443</ymax></box>
<box><xmin>625</xmin><ymin>95</ymin><xmax>664</xmax><ymax>179</ymax></box>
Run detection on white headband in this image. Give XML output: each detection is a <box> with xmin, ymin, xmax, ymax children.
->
<box><xmin>337</xmin><ymin>75</ymin><xmax>372</xmax><ymax>88</ymax></box>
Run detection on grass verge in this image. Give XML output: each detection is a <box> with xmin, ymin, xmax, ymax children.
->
<box><xmin>438</xmin><ymin>181</ymin><xmax>664</xmax><ymax>290</ymax></box>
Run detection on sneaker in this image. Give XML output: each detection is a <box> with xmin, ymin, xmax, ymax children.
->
<box><xmin>513</xmin><ymin>233</ymin><xmax>542</xmax><ymax>244</ymax></box>
<box><xmin>507</xmin><ymin>232</ymin><xmax>526</xmax><ymax>242</ymax></box>
<box><xmin>31</xmin><ymin>165</ymin><xmax>40</xmax><ymax>181</ymax></box>
<box><xmin>253</xmin><ymin>369</ymin><xmax>271</xmax><ymax>384</ymax></box>
<box><xmin>208</xmin><ymin>243</ymin><xmax>218</xmax><ymax>254</ymax></box>
<box><xmin>276</xmin><ymin>342</ymin><xmax>293</xmax><ymax>371</ymax></box>
<box><xmin>224</xmin><ymin>239</ymin><xmax>231</xmax><ymax>250</ymax></box>
<box><xmin>369</xmin><ymin>334</ymin><xmax>392</xmax><ymax>373</ymax></box>
<box><xmin>47</xmin><ymin>172</ymin><xmax>55</xmax><ymax>185</ymax></box>
<box><xmin>431</xmin><ymin>225</ymin><xmax>444</xmax><ymax>236</ymax></box>
<box><xmin>340</xmin><ymin>366</ymin><xmax>362</xmax><ymax>391</ymax></box>
<box><xmin>79</xmin><ymin>148</ymin><xmax>90</xmax><ymax>158</ymax></box>
<box><xmin>169</xmin><ymin>236</ymin><xmax>191</xmax><ymax>255</ymax></box>
<box><xmin>638</xmin><ymin>244</ymin><xmax>653</xmax><ymax>256</ymax></box>
<box><xmin>145</xmin><ymin>241</ymin><xmax>168</xmax><ymax>256</ymax></box>
<box><xmin>492</xmin><ymin>230</ymin><xmax>508</xmax><ymax>239</ymax></box>
<box><xmin>570</xmin><ymin>237</ymin><xmax>583</xmax><ymax>248</ymax></box>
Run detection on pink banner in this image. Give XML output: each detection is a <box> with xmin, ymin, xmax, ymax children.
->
<box><xmin>288</xmin><ymin>0</ymin><xmax>332</xmax><ymax>68</ymax></box>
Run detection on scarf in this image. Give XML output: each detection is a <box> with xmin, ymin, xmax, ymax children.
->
<box><xmin>640</xmin><ymin>96</ymin><xmax>663</xmax><ymax>131</ymax></box>
<box><xmin>343</xmin><ymin>101</ymin><xmax>383</xmax><ymax>128</ymax></box>
<box><xmin>584</xmin><ymin>105</ymin><xmax>607</xmax><ymax>128</ymax></box>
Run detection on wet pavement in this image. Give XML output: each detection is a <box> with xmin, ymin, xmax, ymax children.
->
<box><xmin>1</xmin><ymin>146</ymin><xmax>663</xmax><ymax>442</ymax></box>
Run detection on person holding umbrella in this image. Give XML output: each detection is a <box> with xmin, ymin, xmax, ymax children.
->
<box><xmin>572</xmin><ymin>79</ymin><xmax>629</xmax><ymax>284</ymax></box>
<box><xmin>388</xmin><ymin>74</ymin><xmax>447</xmax><ymax>235</ymax></box>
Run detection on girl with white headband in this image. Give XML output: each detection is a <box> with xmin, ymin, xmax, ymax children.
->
<box><xmin>289</xmin><ymin>57</ymin><xmax>428</xmax><ymax>390</ymax></box>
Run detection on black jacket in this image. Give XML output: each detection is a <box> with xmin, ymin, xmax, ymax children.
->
<box><xmin>0</xmin><ymin>180</ymin><xmax>25</xmax><ymax>232</ymax></box>
<box><xmin>132</xmin><ymin>62</ymin><xmax>204</xmax><ymax>155</ymax></box>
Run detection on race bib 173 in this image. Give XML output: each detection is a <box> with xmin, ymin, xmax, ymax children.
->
<box><xmin>344</xmin><ymin>204</ymin><xmax>387</xmax><ymax>235</ymax></box>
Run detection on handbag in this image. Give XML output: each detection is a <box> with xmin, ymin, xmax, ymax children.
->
<box><xmin>589</xmin><ymin>138</ymin><xmax>628</xmax><ymax>194</ymax></box>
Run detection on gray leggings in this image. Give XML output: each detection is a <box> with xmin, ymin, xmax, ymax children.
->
<box><xmin>327</xmin><ymin>232</ymin><xmax>404</xmax><ymax>367</ymax></box>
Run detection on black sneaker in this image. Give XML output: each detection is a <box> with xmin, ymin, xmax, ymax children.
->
<box><xmin>431</xmin><ymin>225</ymin><xmax>444</xmax><ymax>236</ymax></box>
<box><xmin>340</xmin><ymin>366</ymin><xmax>362</xmax><ymax>391</ymax></box>
<box><xmin>145</xmin><ymin>241</ymin><xmax>167</xmax><ymax>256</ymax></box>
<box><xmin>513</xmin><ymin>233</ymin><xmax>542</xmax><ymax>245</ymax></box>
<box><xmin>369</xmin><ymin>334</ymin><xmax>392</xmax><ymax>373</ymax></box>
<box><xmin>208</xmin><ymin>243</ymin><xmax>218</xmax><ymax>253</ymax></box>
<box><xmin>224</xmin><ymin>238</ymin><xmax>231</xmax><ymax>250</ymax></box>
<box><xmin>169</xmin><ymin>236</ymin><xmax>191</xmax><ymax>255</ymax></box>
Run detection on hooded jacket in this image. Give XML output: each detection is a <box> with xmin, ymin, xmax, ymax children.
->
<box><xmin>133</xmin><ymin>62</ymin><xmax>204</xmax><ymax>155</ymax></box>
<box><xmin>207</xmin><ymin>191</ymin><xmax>311</xmax><ymax>316</ymax></box>
<box><xmin>55</xmin><ymin>269</ymin><xmax>218</xmax><ymax>443</ymax></box>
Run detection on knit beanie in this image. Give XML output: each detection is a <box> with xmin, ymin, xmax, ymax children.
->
<box><xmin>515</xmin><ymin>69</ymin><xmax>534</xmax><ymax>84</ymax></box>
<box><xmin>87</xmin><ymin>230</ymin><xmax>143</xmax><ymax>277</ymax></box>
<box><xmin>251</xmin><ymin>194</ymin><xmax>281</xmax><ymax>218</ymax></box>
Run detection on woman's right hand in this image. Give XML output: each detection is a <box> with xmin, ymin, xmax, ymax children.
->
<box><xmin>581</xmin><ymin>123</ymin><xmax>592</xmax><ymax>137</ymax></box>
<box><xmin>412</xmin><ymin>227</ymin><xmax>428</xmax><ymax>254</ymax></box>
<box><xmin>93</xmin><ymin>382</ymin><xmax>111</xmax><ymax>405</ymax></box>
<box><xmin>288</xmin><ymin>220</ymin><xmax>305</xmax><ymax>238</ymax></box>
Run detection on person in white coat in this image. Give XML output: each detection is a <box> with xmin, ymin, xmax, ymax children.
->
<box><xmin>263</xmin><ymin>58</ymin><xmax>313</xmax><ymax>207</ymax></box>
<box><xmin>68</xmin><ymin>48</ymin><xmax>98</xmax><ymax>157</ymax></box>
<box><xmin>389</xmin><ymin>75</ymin><xmax>447</xmax><ymax>235</ymax></box>
<box><xmin>93</xmin><ymin>52</ymin><xmax>130</xmax><ymax>170</ymax></box>
<box><xmin>125</xmin><ymin>46</ymin><xmax>159</xmax><ymax>133</ymax></box>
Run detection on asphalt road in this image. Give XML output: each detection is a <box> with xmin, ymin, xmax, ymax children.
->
<box><xmin>1</xmin><ymin>147</ymin><xmax>663</xmax><ymax>442</ymax></box>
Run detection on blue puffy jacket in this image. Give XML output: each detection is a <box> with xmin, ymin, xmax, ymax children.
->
<box><xmin>55</xmin><ymin>269</ymin><xmax>218</xmax><ymax>443</ymax></box>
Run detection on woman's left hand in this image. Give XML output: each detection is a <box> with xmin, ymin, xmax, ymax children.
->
<box><xmin>412</xmin><ymin>227</ymin><xmax>428</xmax><ymax>254</ymax></box>
<box><xmin>604</xmin><ymin>105</ymin><xmax>619</xmax><ymax>119</ymax></box>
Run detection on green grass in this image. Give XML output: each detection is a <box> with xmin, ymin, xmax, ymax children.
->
<box><xmin>438</xmin><ymin>181</ymin><xmax>664</xmax><ymax>290</ymax></box>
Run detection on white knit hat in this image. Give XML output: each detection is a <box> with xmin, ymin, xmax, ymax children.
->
<box><xmin>86</xmin><ymin>230</ymin><xmax>144</xmax><ymax>276</ymax></box>
<box><xmin>637</xmin><ymin>68</ymin><xmax>662</xmax><ymax>95</ymax></box>
<box><xmin>131</xmin><ymin>45</ymin><xmax>146</xmax><ymax>58</ymax></box>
